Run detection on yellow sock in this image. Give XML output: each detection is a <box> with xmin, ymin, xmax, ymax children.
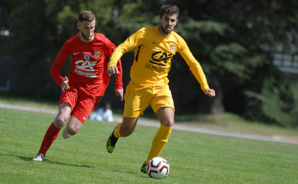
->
<box><xmin>113</xmin><ymin>123</ymin><xmax>122</xmax><ymax>138</ymax></box>
<box><xmin>145</xmin><ymin>124</ymin><xmax>172</xmax><ymax>163</ymax></box>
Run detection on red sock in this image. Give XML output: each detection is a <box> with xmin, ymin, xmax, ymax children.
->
<box><xmin>37</xmin><ymin>123</ymin><xmax>60</xmax><ymax>156</ymax></box>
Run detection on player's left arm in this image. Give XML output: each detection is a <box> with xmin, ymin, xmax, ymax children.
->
<box><xmin>204</xmin><ymin>88</ymin><xmax>215</xmax><ymax>97</ymax></box>
<box><xmin>179</xmin><ymin>39</ymin><xmax>215</xmax><ymax>97</ymax></box>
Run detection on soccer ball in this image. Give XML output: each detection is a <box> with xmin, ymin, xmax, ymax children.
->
<box><xmin>147</xmin><ymin>157</ymin><xmax>170</xmax><ymax>179</ymax></box>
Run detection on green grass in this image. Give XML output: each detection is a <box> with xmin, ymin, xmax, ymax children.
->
<box><xmin>1</xmin><ymin>108</ymin><xmax>298</xmax><ymax>184</ymax></box>
<box><xmin>1</xmin><ymin>92</ymin><xmax>298</xmax><ymax>139</ymax></box>
<box><xmin>178</xmin><ymin>113</ymin><xmax>298</xmax><ymax>138</ymax></box>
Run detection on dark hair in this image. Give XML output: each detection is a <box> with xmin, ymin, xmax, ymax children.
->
<box><xmin>160</xmin><ymin>4</ymin><xmax>179</xmax><ymax>18</ymax></box>
<box><xmin>78</xmin><ymin>11</ymin><xmax>95</xmax><ymax>22</ymax></box>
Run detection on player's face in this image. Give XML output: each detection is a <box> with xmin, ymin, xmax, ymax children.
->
<box><xmin>77</xmin><ymin>20</ymin><xmax>95</xmax><ymax>42</ymax></box>
<box><xmin>159</xmin><ymin>13</ymin><xmax>178</xmax><ymax>36</ymax></box>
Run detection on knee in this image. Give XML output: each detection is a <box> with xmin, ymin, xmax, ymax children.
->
<box><xmin>53</xmin><ymin>116</ymin><xmax>68</xmax><ymax>129</ymax></box>
<box><xmin>67</xmin><ymin>126</ymin><xmax>79</xmax><ymax>135</ymax></box>
<box><xmin>162</xmin><ymin>120</ymin><xmax>174</xmax><ymax>127</ymax></box>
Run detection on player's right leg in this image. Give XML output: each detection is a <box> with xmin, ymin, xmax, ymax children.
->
<box><xmin>33</xmin><ymin>103</ymin><xmax>71</xmax><ymax>161</ymax></box>
<box><xmin>53</xmin><ymin>103</ymin><xmax>72</xmax><ymax>129</ymax></box>
<box><xmin>141</xmin><ymin>162</ymin><xmax>147</xmax><ymax>173</ymax></box>
<box><xmin>107</xmin><ymin>83</ymin><xmax>150</xmax><ymax>153</ymax></box>
<box><xmin>106</xmin><ymin>117</ymin><xmax>138</xmax><ymax>153</ymax></box>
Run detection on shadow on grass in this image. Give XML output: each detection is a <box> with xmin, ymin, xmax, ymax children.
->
<box><xmin>44</xmin><ymin>160</ymin><xmax>92</xmax><ymax>168</ymax></box>
<box><xmin>1</xmin><ymin>153</ymin><xmax>92</xmax><ymax>168</ymax></box>
<box><xmin>111</xmin><ymin>169</ymin><xmax>149</xmax><ymax>179</ymax></box>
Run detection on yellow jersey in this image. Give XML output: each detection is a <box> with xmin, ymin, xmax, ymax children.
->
<box><xmin>108</xmin><ymin>26</ymin><xmax>210</xmax><ymax>91</ymax></box>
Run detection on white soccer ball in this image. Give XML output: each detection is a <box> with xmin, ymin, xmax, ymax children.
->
<box><xmin>147</xmin><ymin>157</ymin><xmax>170</xmax><ymax>179</ymax></box>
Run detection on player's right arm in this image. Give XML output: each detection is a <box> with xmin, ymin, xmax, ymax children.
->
<box><xmin>50</xmin><ymin>42</ymin><xmax>70</xmax><ymax>89</ymax></box>
<box><xmin>108</xmin><ymin>28</ymin><xmax>145</xmax><ymax>75</ymax></box>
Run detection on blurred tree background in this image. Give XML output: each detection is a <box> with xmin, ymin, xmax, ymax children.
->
<box><xmin>0</xmin><ymin>0</ymin><xmax>297</xmax><ymax>127</ymax></box>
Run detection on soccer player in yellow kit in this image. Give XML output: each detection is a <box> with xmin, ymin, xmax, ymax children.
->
<box><xmin>106</xmin><ymin>4</ymin><xmax>216</xmax><ymax>173</ymax></box>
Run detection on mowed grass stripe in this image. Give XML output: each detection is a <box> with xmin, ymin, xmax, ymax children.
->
<box><xmin>0</xmin><ymin>109</ymin><xmax>297</xmax><ymax>184</ymax></box>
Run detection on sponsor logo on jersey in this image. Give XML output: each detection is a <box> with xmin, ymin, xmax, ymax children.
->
<box><xmin>145</xmin><ymin>63</ymin><xmax>167</xmax><ymax>72</ymax></box>
<box><xmin>74</xmin><ymin>53</ymin><xmax>98</xmax><ymax>77</ymax></box>
<box><xmin>74</xmin><ymin>68</ymin><xmax>97</xmax><ymax>77</ymax></box>
<box><xmin>149</xmin><ymin>51</ymin><xmax>172</xmax><ymax>66</ymax></box>
<box><xmin>75</xmin><ymin>60</ymin><xmax>96</xmax><ymax>71</ymax></box>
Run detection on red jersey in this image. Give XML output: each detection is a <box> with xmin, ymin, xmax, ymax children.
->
<box><xmin>50</xmin><ymin>33</ymin><xmax>122</xmax><ymax>96</ymax></box>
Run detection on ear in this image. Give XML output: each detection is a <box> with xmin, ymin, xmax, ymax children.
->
<box><xmin>158</xmin><ymin>16</ymin><xmax>161</xmax><ymax>22</ymax></box>
<box><xmin>77</xmin><ymin>22</ymin><xmax>80</xmax><ymax>30</ymax></box>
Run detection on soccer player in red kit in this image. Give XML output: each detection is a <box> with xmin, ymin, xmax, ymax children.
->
<box><xmin>33</xmin><ymin>11</ymin><xmax>123</xmax><ymax>161</ymax></box>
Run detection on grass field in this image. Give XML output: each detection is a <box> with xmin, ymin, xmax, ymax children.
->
<box><xmin>1</xmin><ymin>92</ymin><xmax>298</xmax><ymax>139</ymax></box>
<box><xmin>1</xmin><ymin>108</ymin><xmax>298</xmax><ymax>184</ymax></box>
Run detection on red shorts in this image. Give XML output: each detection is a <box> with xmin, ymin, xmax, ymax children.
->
<box><xmin>59</xmin><ymin>86</ymin><xmax>100</xmax><ymax>123</ymax></box>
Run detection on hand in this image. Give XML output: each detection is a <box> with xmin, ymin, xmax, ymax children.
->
<box><xmin>115</xmin><ymin>88</ymin><xmax>124</xmax><ymax>101</ymax></box>
<box><xmin>108</xmin><ymin>66</ymin><xmax>120</xmax><ymax>76</ymax></box>
<box><xmin>61</xmin><ymin>76</ymin><xmax>70</xmax><ymax>92</ymax></box>
<box><xmin>204</xmin><ymin>89</ymin><xmax>215</xmax><ymax>97</ymax></box>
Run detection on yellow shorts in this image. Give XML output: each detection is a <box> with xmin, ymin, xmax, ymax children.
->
<box><xmin>123</xmin><ymin>82</ymin><xmax>175</xmax><ymax>118</ymax></box>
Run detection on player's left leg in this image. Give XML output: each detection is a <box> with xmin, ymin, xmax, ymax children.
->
<box><xmin>63</xmin><ymin>92</ymin><xmax>100</xmax><ymax>139</ymax></box>
<box><xmin>62</xmin><ymin>116</ymin><xmax>83</xmax><ymax>139</ymax></box>
<box><xmin>147</xmin><ymin>108</ymin><xmax>174</xmax><ymax>160</ymax></box>
<box><xmin>141</xmin><ymin>85</ymin><xmax>174</xmax><ymax>172</ymax></box>
<box><xmin>141</xmin><ymin>108</ymin><xmax>174</xmax><ymax>173</ymax></box>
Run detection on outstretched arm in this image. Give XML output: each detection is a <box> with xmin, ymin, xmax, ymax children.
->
<box><xmin>179</xmin><ymin>38</ymin><xmax>215</xmax><ymax>97</ymax></box>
